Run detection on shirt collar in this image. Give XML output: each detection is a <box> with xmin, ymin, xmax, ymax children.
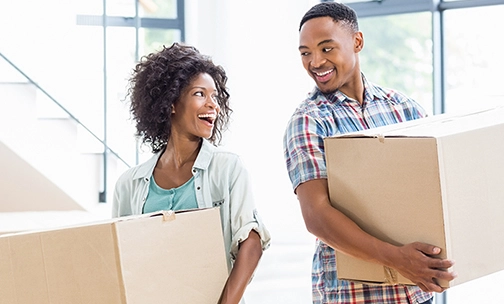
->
<box><xmin>132</xmin><ymin>150</ymin><xmax>161</xmax><ymax>180</ymax></box>
<box><xmin>309</xmin><ymin>73</ymin><xmax>388</xmax><ymax>104</ymax></box>
<box><xmin>193</xmin><ymin>138</ymin><xmax>215</xmax><ymax>171</ymax></box>
<box><xmin>131</xmin><ymin>138</ymin><xmax>215</xmax><ymax>180</ymax></box>
<box><xmin>362</xmin><ymin>74</ymin><xmax>389</xmax><ymax>101</ymax></box>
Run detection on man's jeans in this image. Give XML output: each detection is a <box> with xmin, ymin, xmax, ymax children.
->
<box><xmin>420</xmin><ymin>298</ymin><xmax>433</xmax><ymax>304</ymax></box>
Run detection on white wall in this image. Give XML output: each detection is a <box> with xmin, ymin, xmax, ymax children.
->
<box><xmin>185</xmin><ymin>0</ymin><xmax>317</xmax><ymax>240</ymax></box>
<box><xmin>185</xmin><ymin>1</ymin><xmax>319</xmax><ymax>301</ymax></box>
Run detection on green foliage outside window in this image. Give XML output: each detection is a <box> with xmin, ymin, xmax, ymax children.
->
<box><xmin>359</xmin><ymin>13</ymin><xmax>433</xmax><ymax>110</ymax></box>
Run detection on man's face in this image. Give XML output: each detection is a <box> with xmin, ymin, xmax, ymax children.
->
<box><xmin>299</xmin><ymin>16</ymin><xmax>362</xmax><ymax>94</ymax></box>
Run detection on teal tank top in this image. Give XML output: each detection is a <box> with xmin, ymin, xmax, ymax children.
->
<box><xmin>142</xmin><ymin>175</ymin><xmax>198</xmax><ymax>213</ymax></box>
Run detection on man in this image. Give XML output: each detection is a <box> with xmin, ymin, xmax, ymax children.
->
<box><xmin>283</xmin><ymin>2</ymin><xmax>457</xmax><ymax>304</ymax></box>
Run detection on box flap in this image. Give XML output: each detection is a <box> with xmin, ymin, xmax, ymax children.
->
<box><xmin>326</xmin><ymin>105</ymin><xmax>504</xmax><ymax>140</ymax></box>
<box><xmin>0</xmin><ymin>210</ymin><xmax>174</xmax><ymax>239</ymax></box>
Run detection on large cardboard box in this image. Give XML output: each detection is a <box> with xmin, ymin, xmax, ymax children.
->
<box><xmin>324</xmin><ymin>106</ymin><xmax>504</xmax><ymax>288</ymax></box>
<box><xmin>0</xmin><ymin>207</ymin><xmax>228</xmax><ymax>304</ymax></box>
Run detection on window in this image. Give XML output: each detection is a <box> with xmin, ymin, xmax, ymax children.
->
<box><xmin>444</xmin><ymin>5</ymin><xmax>504</xmax><ymax>113</ymax></box>
<box><xmin>359</xmin><ymin>12</ymin><xmax>433</xmax><ymax>114</ymax></box>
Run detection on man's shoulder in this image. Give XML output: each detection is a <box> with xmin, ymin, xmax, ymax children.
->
<box><xmin>291</xmin><ymin>87</ymin><xmax>330</xmax><ymax>115</ymax></box>
<box><xmin>364</xmin><ymin>78</ymin><xmax>427</xmax><ymax>118</ymax></box>
<box><xmin>366</xmin><ymin>79</ymin><xmax>414</xmax><ymax>102</ymax></box>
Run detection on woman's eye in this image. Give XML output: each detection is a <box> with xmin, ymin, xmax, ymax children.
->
<box><xmin>195</xmin><ymin>91</ymin><xmax>204</xmax><ymax>97</ymax></box>
<box><xmin>300</xmin><ymin>52</ymin><xmax>309</xmax><ymax>57</ymax></box>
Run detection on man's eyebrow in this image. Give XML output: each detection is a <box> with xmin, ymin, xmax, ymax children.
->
<box><xmin>299</xmin><ymin>39</ymin><xmax>335</xmax><ymax>51</ymax></box>
<box><xmin>317</xmin><ymin>39</ymin><xmax>334</xmax><ymax>46</ymax></box>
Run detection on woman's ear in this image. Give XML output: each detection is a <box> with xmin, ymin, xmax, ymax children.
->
<box><xmin>171</xmin><ymin>105</ymin><xmax>175</xmax><ymax>114</ymax></box>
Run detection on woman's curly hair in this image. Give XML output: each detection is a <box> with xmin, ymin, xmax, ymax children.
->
<box><xmin>127</xmin><ymin>42</ymin><xmax>232</xmax><ymax>153</ymax></box>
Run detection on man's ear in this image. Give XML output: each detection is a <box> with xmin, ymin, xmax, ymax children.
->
<box><xmin>354</xmin><ymin>31</ymin><xmax>364</xmax><ymax>53</ymax></box>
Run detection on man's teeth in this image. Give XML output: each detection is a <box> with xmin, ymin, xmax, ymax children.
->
<box><xmin>316</xmin><ymin>70</ymin><xmax>333</xmax><ymax>76</ymax></box>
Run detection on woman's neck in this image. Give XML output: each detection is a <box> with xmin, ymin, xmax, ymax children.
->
<box><xmin>161</xmin><ymin>137</ymin><xmax>201</xmax><ymax>170</ymax></box>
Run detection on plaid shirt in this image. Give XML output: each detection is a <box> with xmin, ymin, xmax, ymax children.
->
<box><xmin>283</xmin><ymin>74</ymin><xmax>432</xmax><ymax>304</ymax></box>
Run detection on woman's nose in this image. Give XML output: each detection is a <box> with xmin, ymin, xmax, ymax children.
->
<box><xmin>207</xmin><ymin>96</ymin><xmax>220</xmax><ymax>110</ymax></box>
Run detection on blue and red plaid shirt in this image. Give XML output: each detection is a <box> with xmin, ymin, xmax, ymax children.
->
<box><xmin>283</xmin><ymin>74</ymin><xmax>432</xmax><ymax>304</ymax></box>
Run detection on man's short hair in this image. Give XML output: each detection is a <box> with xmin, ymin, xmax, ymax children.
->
<box><xmin>299</xmin><ymin>2</ymin><xmax>359</xmax><ymax>32</ymax></box>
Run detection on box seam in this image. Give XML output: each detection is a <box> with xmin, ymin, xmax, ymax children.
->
<box><xmin>436</xmin><ymin>138</ymin><xmax>453</xmax><ymax>288</ymax></box>
<box><xmin>39</xmin><ymin>233</ymin><xmax>52</xmax><ymax>303</ymax></box>
<box><xmin>111</xmin><ymin>223</ymin><xmax>127</xmax><ymax>304</ymax></box>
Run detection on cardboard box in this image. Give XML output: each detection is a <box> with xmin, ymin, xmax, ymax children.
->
<box><xmin>0</xmin><ymin>207</ymin><xmax>228</xmax><ymax>304</ymax></box>
<box><xmin>324</xmin><ymin>106</ymin><xmax>504</xmax><ymax>288</ymax></box>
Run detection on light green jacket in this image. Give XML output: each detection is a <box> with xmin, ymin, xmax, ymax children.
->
<box><xmin>112</xmin><ymin>139</ymin><xmax>271</xmax><ymax>271</ymax></box>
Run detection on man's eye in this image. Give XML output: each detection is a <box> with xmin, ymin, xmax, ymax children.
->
<box><xmin>322</xmin><ymin>47</ymin><xmax>333</xmax><ymax>53</ymax></box>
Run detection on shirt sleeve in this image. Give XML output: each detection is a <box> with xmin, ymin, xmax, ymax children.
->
<box><xmin>283</xmin><ymin>111</ymin><xmax>328</xmax><ymax>192</ymax></box>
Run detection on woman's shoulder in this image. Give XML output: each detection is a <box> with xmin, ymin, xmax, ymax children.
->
<box><xmin>201</xmin><ymin>140</ymin><xmax>240</xmax><ymax>160</ymax></box>
<box><xmin>212</xmin><ymin>144</ymin><xmax>243</xmax><ymax>159</ymax></box>
<box><xmin>201</xmin><ymin>142</ymin><xmax>246</xmax><ymax>172</ymax></box>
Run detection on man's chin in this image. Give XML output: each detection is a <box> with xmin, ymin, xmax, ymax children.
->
<box><xmin>315</xmin><ymin>81</ymin><xmax>338</xmax><ymax>94</ymax></box>
<box><xmin>318</xmin><ymin>86</ymin><xmax>338</xmax><ymax>94</ymax></box>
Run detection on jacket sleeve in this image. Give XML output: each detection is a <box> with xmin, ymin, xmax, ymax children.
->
<box><xmin>111</xmin><ymin>171</ymin><xmax>133</xmax><ymax>218</ymax></box>
<box><xmin>227</xmin><ymin>156</ymin><xmax>271</xmax><ymax>260</ymax></box>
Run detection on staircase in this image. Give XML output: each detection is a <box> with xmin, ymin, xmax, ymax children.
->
<box><xmin>0</xmin><ymin>57</ymin><xmax>131</xmax><ymax>234</ymax></box>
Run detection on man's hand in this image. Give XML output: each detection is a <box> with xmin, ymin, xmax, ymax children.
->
<box><xmin>391</xmin><ymin>242</ymin><xmax>457</xmax><ymax>293</ymax></box>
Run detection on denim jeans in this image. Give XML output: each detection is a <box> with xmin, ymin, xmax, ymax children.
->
<box><xmin>420</xmin><ymin>298</ymin><xmax>433</xmax><ymax>304</ymax></box>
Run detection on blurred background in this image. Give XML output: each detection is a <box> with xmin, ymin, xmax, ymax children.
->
<box><xmin>1</xmin><ymin>0</ymin><xmax>504</xmax><ymax>303</ymax></box>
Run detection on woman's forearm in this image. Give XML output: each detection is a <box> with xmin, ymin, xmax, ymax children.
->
<box><xmin>219</xmin><ymin>230</ymin><xmax>263</xmax><ymax>304</ymax></box>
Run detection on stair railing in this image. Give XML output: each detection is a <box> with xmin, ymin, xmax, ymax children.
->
<box><xmin>0</xmin><ymin>52</ymin><xmax>131</xmax><ymax>203</ymax></box>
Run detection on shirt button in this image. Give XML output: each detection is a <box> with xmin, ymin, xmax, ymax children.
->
<box><xmin>197</xmin><ymin>187</ymin><xmax>201</xmax><ymax>190</ymax></box>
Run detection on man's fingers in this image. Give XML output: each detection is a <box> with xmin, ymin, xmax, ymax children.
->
<box><xmin>413</xmin><ymin>242</ymin><xmax>441</xmax><ymax>256</ymax></box>
<box><xmin>415</xmin><ymin>266</ymin><xmax>457</xmax><ymax>293</ymax></box>
<box><xmin>432</xmin><ymin>268</ymin><xmax>458</xmax><ymax>281</ymax></box>
<box><xmin>428</xmin><ymin>257</ymin><xmax>455</xmax><ymax>269</ymax></box>
<box><xmin>424</xmin><ymin>282</ymin><xmax>445</xmax><ymax>293</ymax></box>
<box><xmin>416</xmin><ymin>280</ymin><xmax>443</xmax><ymax>293</ymax></box>
<box><xmin>416</xmin><ymin>282</ymin><xmax>428</xmax><ymax>292</ymax></box>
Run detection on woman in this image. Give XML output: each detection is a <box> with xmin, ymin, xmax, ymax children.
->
<box><xmin>112</xmin><ymin>42</ymin><xmax>271</xmax><ymax>304</ymax></box>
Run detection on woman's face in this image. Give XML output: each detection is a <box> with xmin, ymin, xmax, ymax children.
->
<box><xmin>171</xmin><ymin>72</ymin><xmax>220</xmax><ymax>141</ymax></box>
